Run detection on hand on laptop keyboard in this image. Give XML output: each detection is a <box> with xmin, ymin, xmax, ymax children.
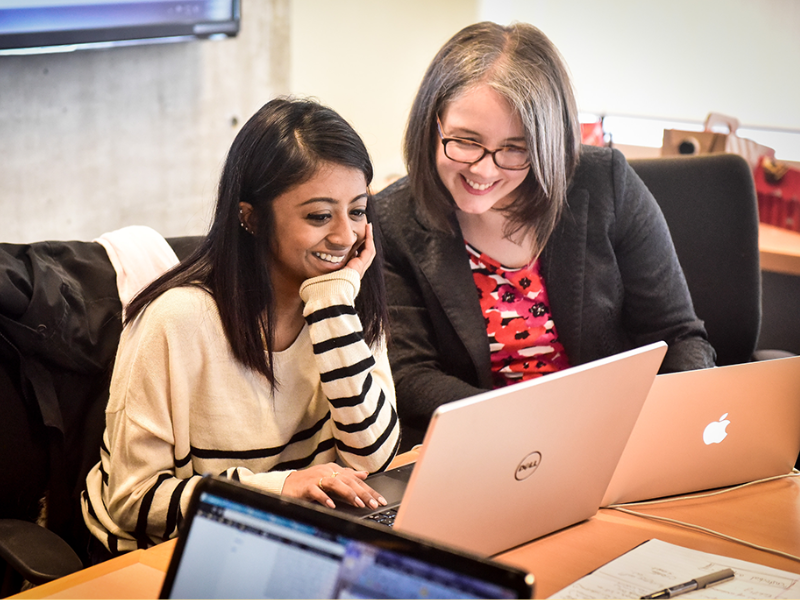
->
<box><xmin>282</xmin><ymin>463</ymin><xmax>389</xmax><ymax>510</ymax></box>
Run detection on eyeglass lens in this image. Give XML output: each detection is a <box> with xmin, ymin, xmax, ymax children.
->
<box><xmin>443</xmin><ymin>139</ymin><xmax>529</xmax><ymax>169</ymax></box>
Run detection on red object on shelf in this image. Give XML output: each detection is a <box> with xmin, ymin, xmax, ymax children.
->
<box><xmin>754</xmin><ymin>158</ymin><xmax>800</xmax><ymax>233</ymax></box>
<box><xmin>580</xmin><ymin>120</ymin><xmax>607</xmax><ymax>147</ymax></box>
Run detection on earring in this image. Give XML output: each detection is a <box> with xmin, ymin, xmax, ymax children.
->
<box><xmin>239</xmin><ymin>209</ymin><xmax>253</xmax><ymax>235</ymax></box>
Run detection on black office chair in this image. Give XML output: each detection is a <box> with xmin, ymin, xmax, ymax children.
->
<box><xmin>759</xmin><ymin>270</ymin><xmax>800</xmax><ymax>355</ymax></box>
<box><xmin>630</xmin><ymin>154</ymin><xmax>800</xmax><ymax>471</ymax></box>
<box><xmin>628</xmin><ymin>154</ymin><xmax>774</xmax><ymax>366</ymax></box>
<box><xmin>0</xmin><ymin>235</ymin><xmax>202</xmax><ymax>596</ymax></box>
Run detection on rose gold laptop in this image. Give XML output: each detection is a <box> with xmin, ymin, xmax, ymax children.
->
<box><xmin>602</xmin><ymin>355</ymin><xmax>800</xmax><ymax>507</ymax></box>
<box><xmin>338</xmin><ymin>342</ymin><xmax>667</xmax><ymax>556</ymax></box>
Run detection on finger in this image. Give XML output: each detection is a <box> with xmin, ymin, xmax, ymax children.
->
<box><xmin>316</xmin><ymin>467</ymin><xmax>362</xmax><ymax>506</ymax></box>
<box><xmin>345</xmin><ymin>224</ymin><xmax>374</xmax><ymax>276</ymax></box>
<box><xmin>359</xmin><ymin>223</ymin><xmax>376</xmax><ymax>268</ymax></box>
<box><xmin>354</xmin><ymin>478</ymin><xmax>388</xmax><ymax>507</ymax></box>
<box><xmin>326</xmin><ymin>476</ymin><xmax>368</xmax><ymax>508</ymax></box>
<box><xmin>329</xmin><ymin>475</ymin><xmax>387</xmax><ymax>509</ymax></box>
<box><xmin>309</xmin><ymin>479</ymin><xmax>337</xmax><ymax>509</ymax></box>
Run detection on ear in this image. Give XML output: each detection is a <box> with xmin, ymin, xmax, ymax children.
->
<box><xmin>238</xmin><ymin>202</ymin><xmax>255</xmax><ymax>234</ymax></box>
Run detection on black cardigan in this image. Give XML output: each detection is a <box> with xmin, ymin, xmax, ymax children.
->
<box><xmin>375</xmin><ymin>146</ymin><xmax>715</xmax><ymax>448</ymax></box>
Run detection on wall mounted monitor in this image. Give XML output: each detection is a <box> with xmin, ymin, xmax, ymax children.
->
<box><xmin>0</xmin><ymin>1</ymin><xmax>240</xmax><ymax>55</ymax></box>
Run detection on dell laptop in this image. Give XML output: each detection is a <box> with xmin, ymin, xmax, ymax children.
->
<box><xmin>338</xmin><ymin>342</ymin><xmax>668</xmax><ymax>556</ymax></box>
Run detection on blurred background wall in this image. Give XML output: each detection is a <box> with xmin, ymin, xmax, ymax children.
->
<box><xmin>2</xmin><ymin>0</ymin><xmax>798</xmax><ymax>242</ymax></box>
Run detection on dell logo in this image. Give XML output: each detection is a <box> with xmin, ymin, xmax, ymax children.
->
<box><xmin>515</xmin><ymin>451</ymin><xmax>542</xmax><ymax>480</ymax></box>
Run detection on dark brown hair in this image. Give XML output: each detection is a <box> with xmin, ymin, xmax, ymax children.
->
<box><xmin>126</xmin><ymin>97</ymin><xmax>388</xmax><ymax>386</ymax></box>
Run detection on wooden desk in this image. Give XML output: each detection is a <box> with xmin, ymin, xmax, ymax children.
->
<box><xmin>10</xmin><ymin>450</ymin><xmax>421</xmax><ymax>600</ymax></box>
<box><xmin>760</xmin><ymin>223</ymin><xmax>800</xmax><ymax>276</ymax></box>
<box><xmin>12</xmin><ymin>541</ymin><xmax>176</xmax><ymax>599</ymax></box>
<box><xmin>499</xmin><ymin>477</ymin><xmax>800</xmax><ymax>598</ymax></box>
<box><xmin>14</xmin><ymin>474</ymin><xmax>800</xmax><ymax>599</ymax></box>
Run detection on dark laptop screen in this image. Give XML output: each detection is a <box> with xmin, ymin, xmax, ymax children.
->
<box><xmin>161</xmin><ymin>478</ymin><xmax>532</xmax><ymax>599</ymax></box>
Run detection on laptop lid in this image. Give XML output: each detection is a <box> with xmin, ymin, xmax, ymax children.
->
<box><xmin>601</xmin><ymin>355</ymin><xmax>800</xmax><ymax>507</ymax></box>
<box><xmin>159</xmin><ymin>475</ymin><xmax>535</xmax><ymax>599</ymax></box>
<box><xmin>382</xmin><ymin>341</ymin><xmax>667</xmax><ymax>556</ymax></box>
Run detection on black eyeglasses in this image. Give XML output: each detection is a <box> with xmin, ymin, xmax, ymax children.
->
<box><xmin>436</xmin><ymin>116</ymin><xmax>530</xmax><ymax>170</ymax></box>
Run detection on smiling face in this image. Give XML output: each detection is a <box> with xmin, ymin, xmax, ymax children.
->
<box><xmin>436</xmin><ymin>84</ymin><xmax>530</xmax><ymax>216</ymax></box>
<box><xmin>268</xmin><ymin>162</ymin><xmax>369</xmax><ymax>294</ymax></box>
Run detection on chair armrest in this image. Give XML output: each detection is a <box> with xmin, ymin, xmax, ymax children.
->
<box><xmin>0</xmin><ymin>519</ymin><xmax>83</xmax><ymax>586</ymax></box>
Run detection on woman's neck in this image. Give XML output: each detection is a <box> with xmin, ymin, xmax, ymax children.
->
<box><xmin>270</xmin><ymin>275</ymin><xmax>306</xmax><ymax>352</ymax></box>
<box><xmin>272</xmin><ymin>297</ymin><xmax>304</xmax><ymax>352</ymax></box>
<box><xmin>456</xmin><ymin>209</ymin><xmax>535</xmax><ymax>268</ymax></box>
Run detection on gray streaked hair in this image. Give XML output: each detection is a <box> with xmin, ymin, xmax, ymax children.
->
<box><xmin>404</xmin><ymin>21</ymin><xmax>580</xmax><ymax>255</ymax></box>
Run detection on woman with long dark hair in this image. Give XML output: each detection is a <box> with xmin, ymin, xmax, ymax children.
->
<box><xmin>83</xmin><ymin>98</ymin><xmax>399</xmax><ymax>555</ymax></box>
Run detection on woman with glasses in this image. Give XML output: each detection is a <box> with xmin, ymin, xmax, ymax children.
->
<box><xmin>375</xmin><ymin>22</ymin><xmax>715</xmax><ymax>449</ymax></box>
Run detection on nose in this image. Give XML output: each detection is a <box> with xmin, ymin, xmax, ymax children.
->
<box><xmin>327</xmin><ymin>215</ymin><xmax>358</xmax><ymax>248</ymax></box>
<box><xmin>469</xmin><ymin>152</ymin><xmax>500</xmax><ymax>179</ymax></box>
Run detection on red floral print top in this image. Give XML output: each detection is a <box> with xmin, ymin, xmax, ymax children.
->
<box><xmin>466</xmin><ymin>242</ymin><xmax>571</xmax><ymax>388</ymax></box>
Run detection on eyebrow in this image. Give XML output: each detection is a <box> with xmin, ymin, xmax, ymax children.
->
<box><xmin>446</xmin><ymin>126</ymin><xmax>527</xmax><ymax>145</ymax></box>
<box><xmin>299</xmin><ymin>193</ymin><xmax>369</xmax><ymax>207</ymax></box>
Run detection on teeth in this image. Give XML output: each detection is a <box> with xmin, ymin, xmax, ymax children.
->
<box><xmin>465</xmin><ymin>177</ymin><xmax>494</xmax><ymax>191</ymax></box>
<box><xmin>315</xmin><ymin>252</ymin><xmax>345</xmax><ymax>264</ymax></box>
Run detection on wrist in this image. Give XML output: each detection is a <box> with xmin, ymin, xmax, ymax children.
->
<box><xmin>299</xmin><ymin>268</ymin><xmax>361</xmax><ymax>306</ymax></box>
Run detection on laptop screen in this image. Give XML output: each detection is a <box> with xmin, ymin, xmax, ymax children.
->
<box><xmin>161</xmin><ymin>477</ymin><xmax>533</xmax><ymax>599</ymax></box>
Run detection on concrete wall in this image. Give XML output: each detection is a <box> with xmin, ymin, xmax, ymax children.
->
<box><xmin>0</xmin><ymin>1</ymin><xmax>291</xmax><ymax>243</ymax></box>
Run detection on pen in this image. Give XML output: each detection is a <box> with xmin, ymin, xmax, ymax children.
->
<box><xmin>640</xmin><ymin>568</ymin><xmax>735</xmax><ymax>599</ymax></box>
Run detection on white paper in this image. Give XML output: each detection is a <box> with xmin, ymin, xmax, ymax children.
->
<box><xmin>550</xmin><ymin>539</ymin><xmax>800</xmax><ymax>599</ymax></box>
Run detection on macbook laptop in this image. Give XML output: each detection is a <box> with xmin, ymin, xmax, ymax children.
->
<box><xmin>337</xmin><ymin>341</ymin><xmax>668</xmax><ymax>556</ymax></box>
<box><xmin>601</xmin><ymin>354</ymin><xmax>800</xmax><ymax>507</ymax></box>
<box><xmin>159</xmin><ymin>475</ymin><xmax>534</xmax><ymax>599</ymax></box>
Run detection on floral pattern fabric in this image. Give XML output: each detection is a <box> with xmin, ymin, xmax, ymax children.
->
<box><xmin>466</xmin><ymin>242</ymin><xmax>570</xmax><ymax>388</ymax></box>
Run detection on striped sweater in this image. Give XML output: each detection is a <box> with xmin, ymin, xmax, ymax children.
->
<box><xmin>82</xmin><ymin>268</ymin><xmax>399</xmax><ymax>554</ymax></box>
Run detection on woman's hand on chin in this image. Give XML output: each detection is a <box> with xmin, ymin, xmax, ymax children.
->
<box><xmin>344</xmin><ymin>223</ymin><xmax>376</xmax><ymax>279</ymax></box>
<box><xmin>282</xmin><ymin>462</ymin><xmax>387</xmax><ymax>510</ymax></box>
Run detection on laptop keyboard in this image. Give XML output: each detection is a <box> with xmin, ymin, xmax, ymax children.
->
<box><xmin>365</xmin><ymin>507</ymin><xmax>398</xmax><ymax>527</ymax></box>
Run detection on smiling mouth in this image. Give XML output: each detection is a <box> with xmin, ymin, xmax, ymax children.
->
<box><xmin>464</xmin><ymin>176</ymin><xmax>496</xmax><ymax>191</ymax></box>
<box><xmin>314</xmin><ymin>252</ymin><xmax>346</xmax><ymax>264</ymax></box>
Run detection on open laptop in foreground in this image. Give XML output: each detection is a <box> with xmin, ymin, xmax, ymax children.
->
<box><xmin>160</xmin><ymin>475</ymin><xmax>534</xmax><ymax>599</ymax></box>
<box><xmin>337</xmin><ymin>341</ymin><xmax>668</xmax><ymax>556</ymax></box>
<box><xmin>601</xmin><ymin>354</ymin><xmax>800</xmax><ymax>507</ymax></box>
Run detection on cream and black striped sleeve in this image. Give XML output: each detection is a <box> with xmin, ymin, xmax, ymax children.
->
<box><xmin>300</xmin><ymin>268</ymin><xmax>400</xmax><ymax>473</ymax></box>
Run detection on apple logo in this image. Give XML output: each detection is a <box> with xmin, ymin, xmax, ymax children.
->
<box><xmin>703</xmin><ymin>413</ymin><xmax>730</xmax><ymax>445</ymax></box>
